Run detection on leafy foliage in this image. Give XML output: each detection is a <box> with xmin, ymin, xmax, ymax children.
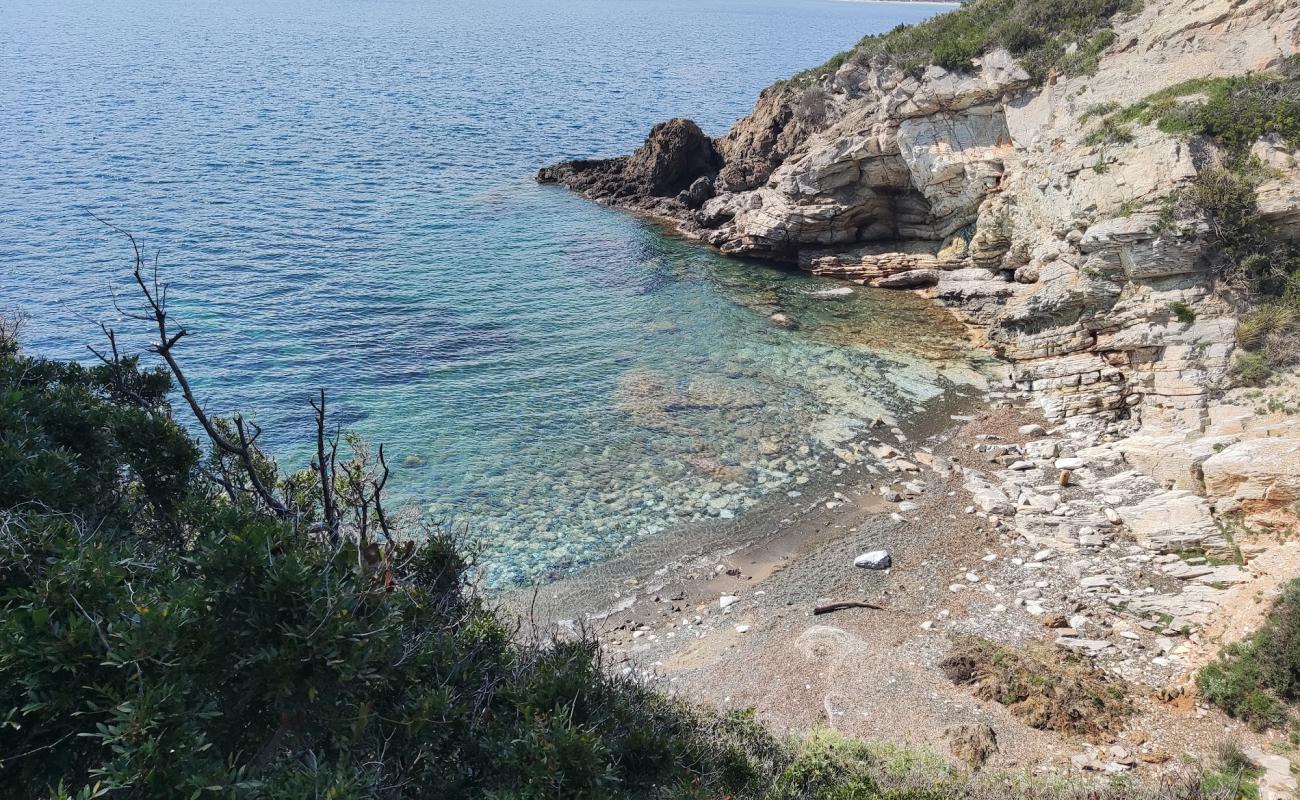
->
<box><xmin>1198</xmin><ymin>579</ymin><xmax>1300</xmax><ymax>731</ymax></box>
<box><xmin>775</xmin><ymin>0</ymin><xmax>1140</xmax><ymax>89</ymax></box>
<box><xmin>0</xmin><ymin>345</ymin><xmax>782</xmax><ymax>799</ymax></box>
<box><xmin>1170</xmin><ymin>301</ymin><xmax>1198</xmax><ymax>324</ymax></box>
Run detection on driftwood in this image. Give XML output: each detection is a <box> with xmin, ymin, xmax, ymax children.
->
<box><xmin>813</xmin><ymin>601</ymin><xmax>885</xmax><ymax>616</ymax></box>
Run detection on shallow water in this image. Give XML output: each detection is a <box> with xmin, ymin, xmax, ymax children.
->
<box><xmin>0</xmin><ymin>0</ymin><xmax>976</xmax><ymax>585</ymax></box>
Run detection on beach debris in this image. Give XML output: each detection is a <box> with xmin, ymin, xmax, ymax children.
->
<box><xmin>813</xmin><ymin>600</ymin><xmax>885</xmax><ymax>616</ymax></box>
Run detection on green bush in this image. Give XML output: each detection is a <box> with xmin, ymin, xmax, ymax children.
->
<box><xmin>1198</xmin><ymin>580</ymin><xmax>1300</xmax><ymax>730</ymax></box>
<box><xmin>0</xmin><ymin>344</ymin><xmax>782</xmax><ymax>799</ymax></box>
<box><xmin>1169</xmin><ymin>301</ymin><xmax>1197</xmax><ymax>324</ymax></box>
<box><xmin>774</xmin><ymin>0</ymin><xmax>1140</xmax><ymax>89</ymax></box>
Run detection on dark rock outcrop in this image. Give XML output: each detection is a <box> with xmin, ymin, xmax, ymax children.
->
<box><xmin>537</xmin><ymin>118</ymin><xmax>722</xmax><ymax>220</ymax></box>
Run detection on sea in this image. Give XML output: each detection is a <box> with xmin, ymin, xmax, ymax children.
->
<box><xmin>0</xmin><ymin>0</ymin><xmax>980</xmax><ymax>585</ymax></box>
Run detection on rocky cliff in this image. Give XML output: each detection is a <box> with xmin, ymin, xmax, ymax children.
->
<box><xmin>542</xmin><ymin>0</ymin><xmax>1300</xmax><ymax>527</ymax></box>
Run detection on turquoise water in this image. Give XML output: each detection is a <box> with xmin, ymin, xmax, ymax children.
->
<box><xmin>0</xmin><ymin>0</ymin><xmax>975</xmax><ymax>585</ymax></box>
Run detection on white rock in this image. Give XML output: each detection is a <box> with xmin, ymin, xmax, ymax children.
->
<box><xmin>854</xmin><ymin>550</ymin><xmax>892</xmax><ymax>570</ymax></box>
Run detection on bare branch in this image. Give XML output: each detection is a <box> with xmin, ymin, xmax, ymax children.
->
<box><xmin>310</xmin><ymin>389</ymin><xmax>339</xmax><ymax>540</ymax></box>
<box><xmin>91</xmin><ymin>215</ymin><xmax>291</xmax><ymax>518</ymax></box>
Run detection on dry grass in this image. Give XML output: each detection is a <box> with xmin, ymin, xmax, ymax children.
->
<box><xmin>940</xmin><ymin>637</ymin><xmax>1132</xmax><ymax>742</ymax></box>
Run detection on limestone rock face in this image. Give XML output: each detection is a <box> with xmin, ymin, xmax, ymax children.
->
<box><xmin>1253</xmin><ymin>135</ymin><xmax>1300</xmax><ymax>235</ymax></box>
<box><xmin>1119</xmin><ymin>491</ymin><xmax>1229</xmax><ymax>556</ymax></box>
<box><xmin>1202</xmin><ymin>433</ymin><xmax>1300</xmax><ymax>512</ymax></box>
<box><xmin>543</xmin><ymin>0</ymin><xmax>1300</xmax><ymax>432</ymax></box>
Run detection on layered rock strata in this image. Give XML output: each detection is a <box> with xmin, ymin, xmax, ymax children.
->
<box><xmin>542</xmin><ymin>0</ymin><xmax>1300</xmax><ymax>524</ymax></box>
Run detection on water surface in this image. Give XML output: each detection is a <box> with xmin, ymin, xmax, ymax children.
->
<box><xmin>0</xmin><ymin>0</ymin><xmax>976</xmax><ymax>584</ymax></box>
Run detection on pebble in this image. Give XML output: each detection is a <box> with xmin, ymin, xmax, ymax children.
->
<box><xmin>719</xmin><ymin>595</ymin><xmax>740</xmax><ymax>609</ymax></box>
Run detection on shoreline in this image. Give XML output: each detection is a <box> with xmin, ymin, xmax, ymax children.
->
<box><xmin>503</xmin><ymin>371</ymin><xmax>987</xmax><ymax>621</ymax></box>
<box><xmin>527</xmin><ymin>0</ymin><xmax>1300</xmax><ymax>786</ymax></box>
<box><xmin>505</xmin><ymin>379</ymin><xmax>1300</xmax><ymax>777</ymax></box>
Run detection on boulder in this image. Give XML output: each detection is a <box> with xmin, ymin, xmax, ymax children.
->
<box><xmin>1201</xmin><ymin>436</ymin><xmax>1300</xmax><ymax>512</ymax></box>
<box><xmin>1119</xmin><ymin>491</ymin><xmax>1228</xmax><ymax>555</ymax></box>
<box><xmin>877</xmin><ymin>268</ymin><xmax>941</xmax><ymax>288</ymax></box>
<box><xmin>537</xmin><ymin>118</ymin><xmax>721</xmax><ymax>202</ymax></box>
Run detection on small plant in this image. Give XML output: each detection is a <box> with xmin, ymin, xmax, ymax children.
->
<box><xmin>1238</xmin><ymin>303</ymin><xmax>1300</xmax><ymax>350</ymax></box>
<box><xmin>1085</xmin><ymin>116</ymin><xmax>1136</xmax><ymax>147</ymax></box>
<box><xmin>1170</xmin><ymin>301</ymin><xmax>1197</xmax><ymax>323</ymax></box>
<box><xmin>1233</xmin><ymin>351</ymin><xmax>1274</xmax><ymax>387</ymax></box>
<box><xmin>1079</xmin><ymin>100</ymin><xmax>1121</xmax><ymax>122</ymax></box>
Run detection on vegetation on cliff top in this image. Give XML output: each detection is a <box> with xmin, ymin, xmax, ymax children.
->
<box><xmin>1086</xmin><ymin>58</ymin><xmax>1300</xmax><ymax>160</ymax></box>
<box><xmin>773</xmin><ymin>0</ymin><xmax>1140</xmax><ymax>91</ymax></box>
<box><xmin>1093</xmin><ymin>56</ymin><xmax>1300</xmax><ymax>385</ymax></box>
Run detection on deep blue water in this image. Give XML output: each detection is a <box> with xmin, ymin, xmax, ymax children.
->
<box><xmin>0</xmin><ymin>0</ymin><xmax>973</xmax><ymax>584</ymax></box>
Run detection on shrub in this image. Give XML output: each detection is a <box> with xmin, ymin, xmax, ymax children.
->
<box><xmin>1237</xmin><ymin>303</ymin><xmax>1300</xmax><ymax>350</ymax></box>
<box><xmin>1170</xmin><ymin>301</ymin><xmax>1197</xmax><ymax>323</ymax></box>
<box><xmin>1198</xmin><ymin>579</ymin><xmax>1300</xmax><ymax>730</ymax></box>
<box><xmin>0</xmin><ymin>339</ymin><xmax>784</xmax><ymax>799</ymax></box>
<box><xmin>775</xmin><ymin>0</ymin><xmax>1140</xmax><ymax>89</ymax></box>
